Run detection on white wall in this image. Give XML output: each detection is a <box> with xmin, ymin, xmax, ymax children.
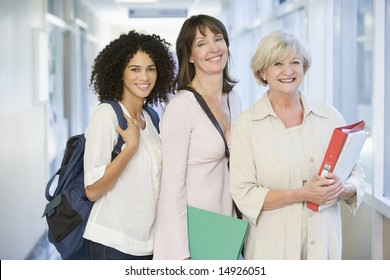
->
<box><xmin>0</xmin><ymin>0</ymin><xmax>114</xmax><ymax>260</ymax></box>
<box><xmin>0</xmin><ymin>0</ymin><xmax>48</xmax><ymax>259</ymax></box>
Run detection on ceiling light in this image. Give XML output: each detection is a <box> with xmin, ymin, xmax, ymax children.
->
<box><xmin>115</xmin><ymin>0</ymin><xmax>159</xmax><ymax>3</ymax></box>
<box><xmin>128</xmin><ymin>8</ymin><xmax>187</xmax><ymax>18</ymax></box>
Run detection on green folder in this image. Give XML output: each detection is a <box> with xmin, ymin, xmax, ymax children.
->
<box><xmin>187</xmin><ymin>206</ymin><xmax>248</xmax><ymax>260</ymax></box>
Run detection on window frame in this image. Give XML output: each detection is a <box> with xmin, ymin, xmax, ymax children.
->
<box><xmin>369</xmin><ymin>0</ymin><xmax>390</xmax><ymax>216</ymax></box>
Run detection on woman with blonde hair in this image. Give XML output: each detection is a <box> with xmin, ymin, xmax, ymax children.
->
<box><xmin>230</xmin><ymin>30</ymin><xmax>365</xmax><ymax>260</ymax></box>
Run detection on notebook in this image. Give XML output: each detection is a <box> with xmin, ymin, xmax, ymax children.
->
<box><xmin>187</xmin><ymin>206</ymin><xmax>248</xmax><ymax>260</ymax></box>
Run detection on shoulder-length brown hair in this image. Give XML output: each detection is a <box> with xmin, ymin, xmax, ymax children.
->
<box><xmin>175</xmin><ymin>14</ymin><xmax>237</xmax><ymax>93</ymax></box>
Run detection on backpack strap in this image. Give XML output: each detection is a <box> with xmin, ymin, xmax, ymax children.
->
<box><xmin>103</xmin><ymin>100</ymin><xmax>127</xmax><ymax>160</ymax></box>
<box><xmin>44</xmin><ymin>134</ymin><xmax>86</xmax><ymax>201</ymax></box>
<box><xmin>145</xmin><ymin>105</ymin><xmax>160</xmax><ymax>133</ymax></box>
<box><xmin>45</xmin><ymin>101</ymin><xmax>126</xmax><ymax>201</ymax></box>
<box><xmin>104</xmin><ymin>101</ymin><xmax>160</xmax><ymax>159</ymax></box>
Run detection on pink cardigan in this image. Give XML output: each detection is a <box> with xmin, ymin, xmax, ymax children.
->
<box><xmin>153</xmin><ymin>89</ymin><xmax>241</xmax><ymax>259</ymax></box>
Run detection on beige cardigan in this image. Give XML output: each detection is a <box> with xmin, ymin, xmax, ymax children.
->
<box><xmin>230</xmin><ymin>92</ymin><xmax>365</xmax><ymax>260</ymax></box>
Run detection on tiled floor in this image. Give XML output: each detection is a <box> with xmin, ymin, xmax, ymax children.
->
<box><xmin>26</xmin><ymin>231</ymin><xmax>61</xmax><ymax>260</ymax></box>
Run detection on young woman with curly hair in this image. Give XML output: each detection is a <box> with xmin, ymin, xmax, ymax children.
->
<box><xmin>83</xmin><ymin>30</ymin><xmax>175</xmax><ymax>260</ymax></box>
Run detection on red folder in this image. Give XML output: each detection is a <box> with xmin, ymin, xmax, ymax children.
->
<box><xmin>307</xmin><ymin>120</ymin><xmax>366</xmax><ymax>211</ymax></box>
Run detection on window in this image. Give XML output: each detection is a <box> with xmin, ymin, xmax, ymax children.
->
<box><xmin>356</xmin><ymin>0</ymin><xmax>374</xmax><ymax>185</ymax></box>
<box><xmin>47</xmin><ymin>23</ymin><xmax>67</xmax><ymax>175</ymax></box>
<box><xmin>368</xmin><ymin>0</ymin><xmax>390</xmax><ymax>220</ymax></box>
<box><xmin>384</xmin><ymin>0</ymin><xmax>390</xmax><ymax>198</ymax></box>
<box><xmin>333</xmin><ymin>0</ymin><xmax>373</xmax><ymax>185</ymax></box>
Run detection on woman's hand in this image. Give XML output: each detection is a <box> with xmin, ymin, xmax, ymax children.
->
<box><xmin>116</xmin><ymin>114</ymin><xmax>140</xmax><ymax>153</ymax></box>
<box><xmin>303</xmin><ymin>173</ymin><xmax>345</xmax><ymax>205</ymax></box>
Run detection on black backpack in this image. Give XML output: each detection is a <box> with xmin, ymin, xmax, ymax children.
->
<box><xmin>42</xmin><ymin>100</ymin><xmax>160</xmax><ymax>259</ymax></box>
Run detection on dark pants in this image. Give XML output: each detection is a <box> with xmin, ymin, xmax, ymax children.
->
<box><xmin>85</xmin><ymin>239</ymin><xmax>153</xmax><ymax>260</ymax></box>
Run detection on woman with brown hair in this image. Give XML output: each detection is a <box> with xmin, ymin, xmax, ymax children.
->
<box><xmin>153</xmin><ymin>14</ymin><xmax>241</xmax><ymax>260</ymax></box>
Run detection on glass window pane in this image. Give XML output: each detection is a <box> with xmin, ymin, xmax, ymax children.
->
<box><xmin>334</xmin><ymin>0</ymin><xmax>373</xmax><ymax>185</ymax></box>
<box><xmin>48</xmin><ymin>0</ymin><xmax>63</xmax><ymax>18</ymax></box>
<box><xmin>384</xmin><ymin>0</ymin><xmax>390</xmax><ymax>197</ymax></box>
<box><xmin>357</xmin><ymin>0</ymin><xmax>373</xmax><ymax>185</ymax></box>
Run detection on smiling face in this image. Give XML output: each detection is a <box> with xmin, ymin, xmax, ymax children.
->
<box><xmin>261</xmin><ymin>50</ymin><xmax>304</xmax><ymax>95</ymax></box>
<box><xmin>122</xmin><ymin>50</ymin><xmax>157</xmax><ymax>102</ymax></box>
<box><xmin>189</xmin><ymin>26</ymin><xmax>228</xmax><ymax>77</ymax></box>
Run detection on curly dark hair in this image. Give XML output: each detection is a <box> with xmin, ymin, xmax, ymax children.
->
<box><xmin>90</xmin><ymin>30</ymin><xmax>176</xmax><ymax>107</ymax></box>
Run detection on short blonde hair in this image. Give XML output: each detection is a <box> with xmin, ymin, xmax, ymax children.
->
<box><xmin>250</xmin><ymin>30</ymin><xmax>312</xmax><ymax>86</ymax></box>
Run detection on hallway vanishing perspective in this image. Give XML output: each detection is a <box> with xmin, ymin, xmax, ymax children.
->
<box><xmin>1</xmin><ymin>0</ymin><xmax>390</xmax><ymax>261</ymax></box>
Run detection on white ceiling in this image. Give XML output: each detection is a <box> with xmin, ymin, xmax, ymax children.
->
<box><xmin>82</xmin><ymin>0</ymin><xmax>227</xmax><ymax>46</ymax></box>
<box><xmin>83</xmin><ymin>0</ymin><xmax>190</xmax><ymax>24</ymax></box>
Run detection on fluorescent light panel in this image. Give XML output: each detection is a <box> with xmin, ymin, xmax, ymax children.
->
<box><xmin>116</xmin><ymin>0</ymin><xmax>158</xmax><ymax>3</ymax></box>
<box><xmin>128</xmin><ymin>8</ymin><xmax>187</xmax><ymax>18</ymax></box>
